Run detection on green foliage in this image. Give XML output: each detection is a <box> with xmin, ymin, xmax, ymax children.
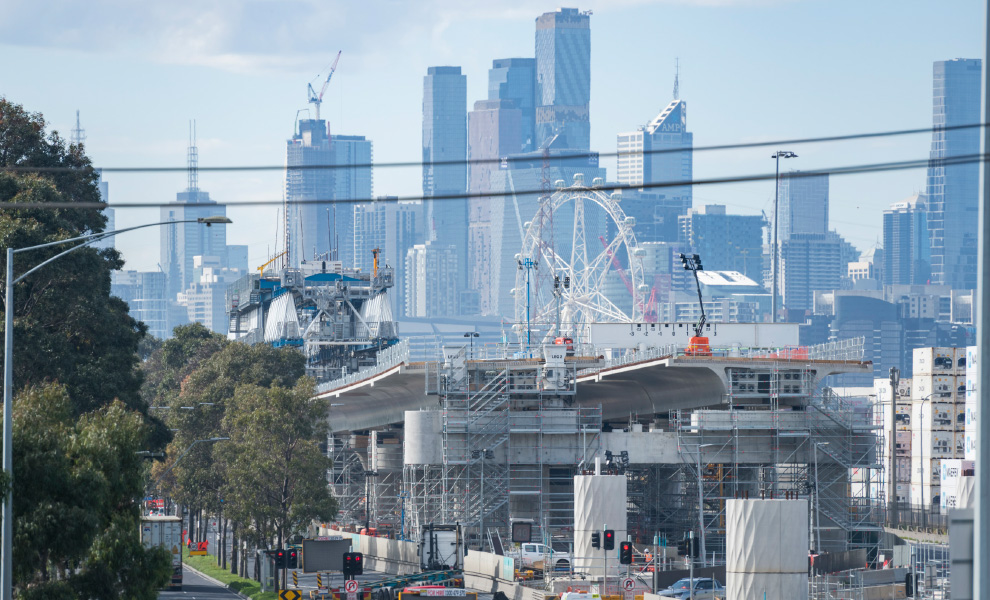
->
<box><xmin>219</xmin><ymin>378</ymin><xmax>337</xmax><ymax>545</ymax></box>
<box><xmin>12</xmin><ymin>384</ymin><xmax>171</xmax><ymax>598</ymax></box>
<box><xmin>0</xmin><ymin>98</ymin><xmax>175</xmax><ymax>599</ymax></box>
<box><xmin>152</xmin><ymin>341</ymin><xmax>306</xmax><ymax>512</ymax></box>
<box><xmin>0</xmin><ymin>99</ymin><xmax>145</xmax><ymax>415</ymax></box>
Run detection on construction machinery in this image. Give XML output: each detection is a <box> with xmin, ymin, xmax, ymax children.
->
<box><xmin>308</xmin><ymin>51</ymin><xmax>342</xmax><ymax>121</ymax></box>
<box><xmin>679</xmin><ymin>253</ymin><xmax>711</xmax><ymax>356</ymax></box>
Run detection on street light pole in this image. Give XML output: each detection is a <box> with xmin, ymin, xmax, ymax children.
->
<box><xmin>770</xmin><ymin>151</ymin><xmax>797</xmax><ymax>324</ymax></box>
<box><xmin>1</xmin><ymin>215</ymin><xmax>231</xmax><ymax>600</ymax></box>
<box><xmin>695</xmin><ymin>444</ymin><xmax>715</xmax><ymax>568</ymax></box>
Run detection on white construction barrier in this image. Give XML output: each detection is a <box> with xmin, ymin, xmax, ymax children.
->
<box><xmin>726</xmin><ymin>499</ymin><xmax>808</xmax><ymax>600</ymax></box>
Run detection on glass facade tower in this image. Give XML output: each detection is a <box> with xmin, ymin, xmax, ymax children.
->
<box><xmin>535</xmin><ymin>8</ymin><xmax>591</xmax><ymax>151</ymax></box>
<box><xmin>926</xmin><ymin>58</ymin><xmax>982</xmax><ymax>289</ymax></box>
<box><xmin>422</xmin><ymin>66</ymin><xmax>468</xmax><ymax>296</ymax></box>
<box><xmin>488</xmin><ymin>58</ymin><xmax>537</xmax><ymax>152</ymax></box>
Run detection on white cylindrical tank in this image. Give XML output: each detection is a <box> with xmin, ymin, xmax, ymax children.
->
<box><xmin>726</xmin><ymin>499</ymin><xmax>809</xmax><ymax>600</ymax></box>
<box><xmin>573</xmin><ymin>473</ymin><xmax>627</xmax><ymax>577</ymax></box>
<box><xmin>403</xmin><ymin>410</ymin><xmax>443</xmax><ymax>465</ymax></box>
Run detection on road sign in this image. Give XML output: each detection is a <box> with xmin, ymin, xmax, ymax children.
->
<box><xmin>189</xmin><ymin>550</ymin><xmax>207</xmax><ymax>556</ymax></box>
<box><xmin>279</xmin><ymin>591</ymin><xmax>301</xmax><ymax>600</ymax></box>
<box><xmin>345</xmin><ymin>580</ymin><xmax>359</xmax><ymax>593</ymax></box>
<box><xmin>620</xmin><ymin>578</ymin><xmax>635</xmax><ymax>591</ymax></box>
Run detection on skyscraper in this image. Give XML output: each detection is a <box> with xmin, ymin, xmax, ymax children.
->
<box><xmin>488</xmin><ymin>58</ymin><xmax>537</xmax><ymax>152</ymax></box>
<box><xmin>883</xmin><ymin>194</ymin><xmax>930</xmax><ymax>286</ymax></box>
<box><xmin>468</xmin><ymin>100</ymin><xmax>523</xmax><ymax>313</ymax></box>
<box><xmin>161</xmin><ymin>127</ymin><xmax>228</xmax><ymax>302</ymax></box>
<box><xmin>777</xmin><ymin>172</ymin><xmax>828</xmax><ymax>241</ymax></box>
<box><xmin>535</xmin><ymin>8</ymin><xmax>591</xmax><ymax>151</ymax></box>
<box><xmin>926</xmin><ymin>58</ymin><xmax>982</xmax><ymax>289</ymax></box>
<box><xmin>617</xmin><ymin>99</ymin><xmax>694</xmax><ymax>213</ymax></box>
<box><xmin>286</xmin><ymin>119</ymin><xmax>334</xmax><ymax>266</ymax></box>
<box><xmin>331</xmin><ymin>135</ymin><xmax>373</xmax><ymax>266</ymax></box>
<box><xmin>678</xmin><ymin>205</ymin><xmax>764</xmax><ymax>282</ymax></box>
<box><xmin>422</xmin><ymin>66</ymin><xmax>468</xmax><ymax>297</ymax></box>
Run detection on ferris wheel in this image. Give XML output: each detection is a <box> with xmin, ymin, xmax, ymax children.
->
<box><xmin>512</xmin><ymin>175</ymin><xmax>647</xmax><ymax>346</ymax></box>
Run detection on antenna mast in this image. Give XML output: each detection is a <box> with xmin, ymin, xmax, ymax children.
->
<box><xmin>70</xmin><ymin>110</ymin><xmax>86</xmax><ymax>146</ymax></box>
<box><xmin>673</xmin><ymin>58</ymin><xmax>680</xmax><ymax>100</ymax></box>
<box><xmin>187</xmin><ymin>120</ymin><xmax>199</xmax><ymax>192</ymax></box>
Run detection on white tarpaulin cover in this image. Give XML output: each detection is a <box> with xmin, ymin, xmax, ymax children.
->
<box><xmin>726</xmin><ymin>499</ymin><xmax>808</xmax><ymax>600</ymax></box>
<box><xmin>573</xmin><ymin>474</ymin><xmax>627</xmax><ymax>576</ymax></box>
<box><xmin>264</xmin><ymin>293</ymin><xmax>301</xmax><ymax>342</ymax></box>
<box><xmin>726</xmin><ymin>572</ymin><xmax>807</xmax><ymax>599</ymax></box>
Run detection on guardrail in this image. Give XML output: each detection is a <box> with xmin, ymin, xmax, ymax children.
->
<box><xmin>316</xmin><ymin>339</ymin><xmax>411</xmax><ymax>394</ymax></box>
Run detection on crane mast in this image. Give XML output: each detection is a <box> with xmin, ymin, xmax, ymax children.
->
<box><xmin>307</xmin><ymin>50</ymin><xmax>342</xmax><ymax>121</ymax></box>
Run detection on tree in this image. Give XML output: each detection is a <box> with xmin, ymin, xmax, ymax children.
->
<box><xmin>12</xmin><ymin>384</ymin><xmax>172</xmax><ymax>598</ymax></box>
<box><xmin>219</xmin><ymin>379</ymin><xmax>337</xmax><ymax>589</ymax></box>
<box><xmin>0</xmin><ymin>99</ymin><xmax>171</xmax><ymax>598</ymax></box>
<box><xmin>0</xmin><ymin>99</ymin><xmax>145</xmax><ymax>415</ymax></box>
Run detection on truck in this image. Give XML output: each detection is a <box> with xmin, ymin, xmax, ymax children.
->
<box><xmin>140</xmin><ymin>515</ymin><xmax>183</xmax><ymax>590</ymax></box>
<box><xmin>510</xmin><ymin>542</ymin><xmax>571</xmax><ymax>572</ymax></box>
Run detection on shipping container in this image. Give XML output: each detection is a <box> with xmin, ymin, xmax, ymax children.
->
<box><xmin>912</xmin><ymin>401</ymin><xmax>954</xmax><ymax>432</ymax></box>
<box><xmin>912</xmin><ymin>375</ymin><xmax>954</xmax><ymax>402</ymax></box>
<box><xmin>913</xmin><ymin>347</ymin><xmax>955</xmax><ymax>377</ymax></box>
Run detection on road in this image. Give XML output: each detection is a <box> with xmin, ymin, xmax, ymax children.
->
<box><xmin>160</xmin><ymin>566</ymin><xmax>241</xmax><ymax>599</ymax></box>
<box><xmin>161</xmin><ymin>559</ymin><xmax>400</xmax><ymax>599</ymax></box>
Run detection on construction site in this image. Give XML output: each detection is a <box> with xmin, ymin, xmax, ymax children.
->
<box><xmin>316</xmin><ymin>327</ymin><xmax>882</xmax><ymax>562</ymax></box>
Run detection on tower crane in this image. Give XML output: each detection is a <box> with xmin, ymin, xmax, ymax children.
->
<box><xmin>307</xmin><ymin>51</ymin><xmax>342</xmax><ymax>121</ymax></box>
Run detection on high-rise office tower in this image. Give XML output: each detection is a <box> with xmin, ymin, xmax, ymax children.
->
<box><xmin>488</xmin><ymin>58</ymin><xmax>537</xmax><ymax>152</ymax></box>
<box><xmin>678</xmin><ymin>205</ymin><xmax>764</xmax><ymax>282</ymax></box>
<box><xmin>286</xmin><ymin>119</ymin><xmax>334</xmax><ymax>266</ymax></box>
<box><xmin>779</xmin><ymin>233</ymin><xmax>843</xmax><ymax>314</ymax></box>
<box><xmin>535</xmin><ymin>8</ymin><xmax>591</xmax><ymax>151</ymax></box>
<box><xmin>161</xmin><ymin>125</ymin><xmax>228</xmax><ymax>302</ymax></box>
<box><xmin>404</xmin><ymin>241</ymin><xmax>460</xmax><ymax>317</ymax></box>
<box><xmin>111</xmin><ymin>270</ymin><xmax>168</xmax><ymax>340</ymax></box>
<box><xmin>422</xmin><ymin>66</ymin><xmax>468</xmax><ymax>297</ymax></box>
<box><xmin>883</xmin><ymin>194</ymin><xmax>931</xmax><ymax>286</ymax></box>
<box><xmin>331</xmin><ymin>135</ymin><xmax>373</xmax><ymax>266</ymax></box>
<box><xmin>777</xmin><ymin>172</ymin><xmax>828</xmax><ymax>241</ymax></box>
<box><xmin>926</xmin><ymin>58</ymin><xmax>982</xmax><ymax>289</ymax></box>
<box><xmin>468</xmin><ymin>100</ymin><xmax>523</xmax><ymax>313</ymax></box>
<box><xmin>617</xmin><ymin>99</ymin><xmax>694</xmax><ymax>213</ymax></box>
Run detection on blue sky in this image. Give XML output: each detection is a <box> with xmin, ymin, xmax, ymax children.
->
<box><xmin>0</xmin><ymin>0</ymin><xmax>984</xmax><ymax>272</ymax></box>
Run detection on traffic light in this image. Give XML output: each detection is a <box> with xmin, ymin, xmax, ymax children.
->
<box><xmin>676</xmin><ymin>539</ymin><xmax>688</xmax><ymax>556</ymax></box>
<box><xmin>343</xmin><ymin>551</ymin><xmax>364</xmax><ymax>576</ymax></box>
<box><xmin>591</xmin><ymin>532</ymin><xmax>601</xmax><ymax>549</ymax></box>
<box><xmin>619</xmin><ymin>541</ymin><xmax>633</xmax><ymax>565</ymax></box>
<box><xmin>603</xmin><ymin>529</ymin><xmax>615</xmax><ymax>551</ymax></box>
<box><xmin>905</xmin><ymin>572</ymin><xmax>915</xmax><ymax>597</ymax></box>
<box><xmin>267</xmin><ymin>549</ymin><xmax>288</xmax><ymax>568</ymax></box>
<box><xmin>288</xmin><ymin>549</ymin><xmax>298</xmax><ymax>569</ymax></box>
<box><xmin>690</xmin><ymin>537</ymin><xmax>700</xmax><ymax>558</ymax></box>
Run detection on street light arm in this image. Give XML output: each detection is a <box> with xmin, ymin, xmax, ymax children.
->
<box><xmin>11</xmin><ymin>217</ymin><xmax>231</xmax><ymax>285</ymax></box>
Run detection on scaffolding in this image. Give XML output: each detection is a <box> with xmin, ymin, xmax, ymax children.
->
<box><xmin>406</xmin><ymin>347</ymin><xmax>601</xmax><ymax>549</ymax></box>
<box><xmin>626</xmin><ymin>363</ymin><xmax>883</xmax><ymax>564</ymax></box>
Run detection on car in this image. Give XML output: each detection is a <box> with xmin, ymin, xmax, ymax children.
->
<box><xmin>657</xmin><ymin>577</ymin><xmax>724</xmax><ymax>599</ymax></box>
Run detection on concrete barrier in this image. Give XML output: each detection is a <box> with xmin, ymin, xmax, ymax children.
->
<box><xmin>320</xmin><ymin>528</ymin><xmax>420</xmax><ymax>576</ymax></box>
<box><xmin>320</xmin><ymin>529</ymin><xmax>545</xmax><ymax>600</ymax></box>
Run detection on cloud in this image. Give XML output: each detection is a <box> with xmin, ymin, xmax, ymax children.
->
<box><xmin>1</xmin><ymin>0</ymin><xmax>786</xmax><ymax>72</ymax></box>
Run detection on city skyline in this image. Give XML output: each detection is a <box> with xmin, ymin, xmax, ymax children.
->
<box><xmin>0</xmin><ymin>1</ymin><xmax>983</xmax><ymax>276</ymax></box>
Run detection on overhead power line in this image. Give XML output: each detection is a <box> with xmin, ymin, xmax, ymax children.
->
<box><xmin>1</xmin><ymin>122</ymin><xmax>984</xmax><ymax>175</ymax></box>
<box><xmin>0</xmin><ymin>152</ymin><xmax>981</xmax><ymax>211</ymax></box>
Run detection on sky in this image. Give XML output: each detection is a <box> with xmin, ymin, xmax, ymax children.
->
<box><xmin>0</xmin><ymin>0</ymin><xmax>985</xmax><ymax>273</ymax></box>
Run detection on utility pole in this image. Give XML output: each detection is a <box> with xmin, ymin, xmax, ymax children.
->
<box><xmin>889</xmin><ymin>367</ymin><xmax>899</xmax><ymax>528</ymax></box>
<box><xmin>770</xmin><ymin>151</ymin><xmax>797</xmax><ymax>323</ymax></box>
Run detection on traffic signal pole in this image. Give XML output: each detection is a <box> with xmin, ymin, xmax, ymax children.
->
<box><xmin>688</xmin><ymin>531</ymin><xmax>694</xmax><ymax>600</ymax></box>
